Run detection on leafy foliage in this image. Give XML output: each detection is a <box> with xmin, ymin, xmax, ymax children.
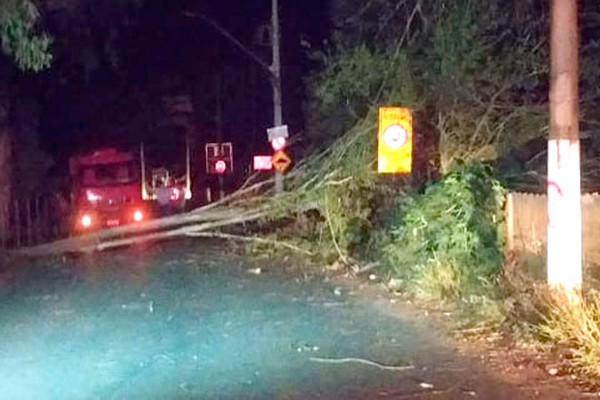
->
<box><xmin>0</xmin><ymin>0</ymin><xmax>52</xmax><ymax>71</ymax></box>
<box><xmin>287</xmin><ymin>116</ymin><xmax>382</xmax><ymax>261</ymax></box>
<box><xmin>427</xmin><ymin>1</ymin><xmax>547</xmax><ymax>172</ymax></box>
<box><xmin>306</xmin><ymin>0</ymin><xmax>549</xmax><ymax>174</ymax></box>
<box><xmin>232</xmin><ymin>112</ymin><xmax>392</xmax><ymax>263</ymax></box>
<box><xmin>383</xmin><ymin>163</ymin><xmax>505</xmax><ymax>300</ymax></box>
<box><xmin>305</xmin><ymin>44</ymin><xmax>418</xmax><ymax>143</ymax></box>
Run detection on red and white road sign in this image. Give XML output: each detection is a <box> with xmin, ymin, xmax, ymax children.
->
<box><xmin>271</xmin><ymin>136</ymin><xmax>287</xmax><ymax>151</ymax></box>
<box><xmin>214</xmin><ymin>160</ymin><xmax>227</xmax><ymax>174</ymax></box>
<box><xmin>205</xmin><ymin>142</ymin><xmax>233</xmax><ymax>174</ymax></box>
<box><xmin>253</xmin><ymin>155</ymin><xmax>273</xmax><ymax>171</ymax></box>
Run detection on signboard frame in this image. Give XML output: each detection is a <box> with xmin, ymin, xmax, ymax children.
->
<box><xmin>205</xmin><ymin>142</ymin><xmax>234</xmax><ymax>174</ymax></box>
<box><xmin>377</xmin><ymin>107</ymin><xmax>413</xmax><ymax>174</ymax></box>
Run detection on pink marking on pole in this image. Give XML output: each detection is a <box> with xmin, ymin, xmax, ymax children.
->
<box><xmin>547</xmin><ymin>180</ymin><xmax>563</xmax><ymax>197</ymax></box>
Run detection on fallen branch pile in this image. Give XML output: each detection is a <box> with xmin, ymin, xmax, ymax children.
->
<box><xmin>14</xmin><ymin>120</ymin><xmax>377</xmax><ymax>258</ymax></box>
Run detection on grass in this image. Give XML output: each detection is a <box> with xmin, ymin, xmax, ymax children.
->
<box><xmin>539</xmin><ymin>290</ymin><xmax>600</xmax><ymax>379</ymax></box>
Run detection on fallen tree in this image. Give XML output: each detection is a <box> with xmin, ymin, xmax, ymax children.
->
<box><xmin>13</xmin><ymin>119</ymin><xmax>377</xmax><ymax>258</ymax></box>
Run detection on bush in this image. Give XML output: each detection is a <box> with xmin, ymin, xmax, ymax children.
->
<box><xmin>384</xmin><ymin>162</ymin><xmax>505</xmax><ymax>300</ymax></box>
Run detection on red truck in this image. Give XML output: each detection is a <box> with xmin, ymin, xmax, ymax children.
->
<box><xmin>69</xmin><ymin>148</ymin><xmax>148</xmax><ymax>232</ymax></box>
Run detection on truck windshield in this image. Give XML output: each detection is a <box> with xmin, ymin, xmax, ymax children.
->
<box><xmin>81</xmin><ymin>161</ymin><xmax>139</xmax><ymax>187</ymax></box>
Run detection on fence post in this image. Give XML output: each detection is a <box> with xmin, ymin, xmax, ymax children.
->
<box><xmin>34</xmin><ymin>197</ymin><xmax>41</xmax><ymax>245</ymax></box>
<box><xmin>42</xmin><ymin>195</ymin><xmax>50</xmax><ymax>241</ymax></box>
<box><xmin>506</xmin><ymin>193</ymin><xmax>515</xmax><ymax>254</ymax></box>
<box><xmin>14</xmin><ymin>199</ymin><xmax>20</xmax><ymax>248</ymax></box>
<box><xmin>0</xmin><ymin>201</ymin><xmax>6</xmax><ymax>250</ymax></box>
<box><xmin>26</xmin><ymin>198</ymin><xmax>33</xmax><ymax>247</ymax></box>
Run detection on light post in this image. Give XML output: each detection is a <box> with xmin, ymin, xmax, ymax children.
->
<box><xmin>184</xmin><ymin>0</ymin><xmax>285</xmax><ymax>194</ymax></box>
<box><xmin>270</xmin><ymin>0</ymin><xmax>284</xmax><ymax>193</ymax></box>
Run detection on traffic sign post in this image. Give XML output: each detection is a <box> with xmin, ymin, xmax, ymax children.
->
<box><xmin>377</xmin><ymin>107</ymin><xmax>413</xmax><ymax>174</ymax></box>
<box><xmin>267</xmin><ymin>125</ymin><xmax>290</xmax><ymax>193</ymax></box>
<box><xmin>205</xmin><ymin>142</ymin><xmax>234</xmax><ymax>175</ymax></box>
<box><xmin>206</xmin><ymin>142</ymin><xmax>233</xmax><ymax>200</ymax></box>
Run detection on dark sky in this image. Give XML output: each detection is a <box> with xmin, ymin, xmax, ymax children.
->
<box><xmin>14</xmin><ymin>0</ymin><xmax>330</xmax><ymax>170</ymax></box>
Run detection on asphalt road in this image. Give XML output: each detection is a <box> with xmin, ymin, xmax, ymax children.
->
<box><xmin>0</xmin><ymin>240</ymin><xmax>586</xmax><ymax>399</ymax></box>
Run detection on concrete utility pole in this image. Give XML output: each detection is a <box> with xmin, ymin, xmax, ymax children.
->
<box><xmin>547</xmin><ymin>0</ymin><xmax>582</xmax><ymax>292</ymax></box>
<box><xmin>271</xmin><ymin>0</ymin><xmax>284</xmax><ymax>193</ymax></box>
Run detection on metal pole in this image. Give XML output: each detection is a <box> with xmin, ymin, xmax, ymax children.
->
<box><xmin>185</xmin><ymin>133</ymin><xmax>191</xmax><ymax>200</ymax></box>
<box><xmin>216</xmin><ymin>75</ymin><xmax>225</xmax><ymax>200</ymax></box>
<box><xmin>271</xmin><ymin>0</ymin><xmax>284</xmax><ymax>193</ymax></box>
<box><xmin>184</xmin><ymin>6</ymin><xmax>285</xmax><ymax>193</ymax></box>
<box><xmin>547</xmin><ymin>0</ymin><xmax>581</xmax><ymax>292</ymax></box>
<box><xmin>140</xmin><ymin>142</ymin><xmax>148</xmax><ymax>200</ymax></box>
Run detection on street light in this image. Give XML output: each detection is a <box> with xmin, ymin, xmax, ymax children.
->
<box><xmin>184</xmin><ymin>0</ymin><xmax>285</xmax><ymax>193</ymax></box>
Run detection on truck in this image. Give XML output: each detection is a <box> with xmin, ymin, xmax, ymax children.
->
<box><xmin>68</xmin><ymin>95</ymin><xmax>197</xmax><ymax>232</ymax></box>
<box><xmin>69</xmin><ymin>147</ymin><xmax>149</xmax><ymax>232</ymax></box>
<box><xmin>140</xmin><ymin>132</ymin><xmax>192</xmax><ymax>215</ymax></box>
<box><xmin>138</xmin><ymin>94</ymin><xmax>195</xmax><ymax>214</ymax></box>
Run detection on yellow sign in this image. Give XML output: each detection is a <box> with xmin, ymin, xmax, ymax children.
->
<box><xmin>272</xmin><ymin>150</ymin><xmax>292</xmax><ymax>173</ymax></box>
<box><xmin>377</xmin><ymin>107</ymin><xmax>413</xmax><ymax>174</ymax></box>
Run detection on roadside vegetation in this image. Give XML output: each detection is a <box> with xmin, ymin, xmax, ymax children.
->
<box><xmin>540</xmin><ymin>291</ymin><xmax>600</xmax><ymax>378</ymax></box>
<box><xmin>244</xmin><ymin>0</ymin><xmax>600</xmax><ymax>385</ymax></box>
<box><xmin>0</xmin><ymin>0</ymin><xmax>52</xmax><ymax>71</ymax></box>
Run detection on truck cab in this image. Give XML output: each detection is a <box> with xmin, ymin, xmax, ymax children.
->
<box><xmin>69</xmin><ymin>148</ymin><xmax>148</xmax><ymax>232</ymax></box>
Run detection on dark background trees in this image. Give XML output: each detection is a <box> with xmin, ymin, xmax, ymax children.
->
<box><xmin>1</xmin><ymin>0</ymin><xmax>600</xmax><ymax>209</ymax></box>
<box><xmin>309</xmin><ymin>0</ymin><xmax>600</xmax><ymax>190</ymax></box>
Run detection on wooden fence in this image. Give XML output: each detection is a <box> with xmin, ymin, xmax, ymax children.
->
<box><xmin>0</xmin><ymin>194</ymin><xmax>68</xmax><ymax>250</ymax></box>
<box><xmin>4</xmin><ymin>190</ymin><xmax>600</xmax><ymax>259</ymax></box>
<box><xmin>506</xmin><ymin>192</ymin><xmax>600</xmax><ymax>268</ymax></box>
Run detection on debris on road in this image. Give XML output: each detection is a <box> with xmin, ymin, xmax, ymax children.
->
<box><xmin>247</xmin><ymin>267</ymin><xmax>262</xmax><ymax>275</ymax></box>
<box><xmin>292</xmin><ymin>342</ymin><xmax>320</xmax><ymax>353</ymax></box>
<box><xmin>309</xmin><ymin>356</ymin><xmax>415</xmax><ymax>372</ymax></box>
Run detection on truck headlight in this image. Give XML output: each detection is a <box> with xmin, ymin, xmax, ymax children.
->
<box><xmin>133</xmin><ymin>210</ymin><xmax>144</xmax><ymax>222</ymax></box>
<box><xmin>81</xmin><ymin>214</ymin><xmax>93</xmax><ymax>228</ymax></box>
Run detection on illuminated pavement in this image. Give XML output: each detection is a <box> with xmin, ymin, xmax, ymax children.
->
<box><xmin>0</xmin><ymin>241</ymin><xmax>581</xmax><ymax>399</ymax></box>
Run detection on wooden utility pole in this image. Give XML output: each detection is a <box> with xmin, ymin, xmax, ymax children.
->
<box><xmin>547</xmin><ymin>0</ymin><xmax>582</xmax><ymax>291</ymax></box>
<box><xmin>271</xmin><ymin>0</ymin><xmax>284</xmax><ymax>193</ymax></box>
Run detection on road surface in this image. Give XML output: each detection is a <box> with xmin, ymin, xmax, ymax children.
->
<box><xmin>0</xmin><ymin>240</ymin><xmax>588</xmax><ymax>399</ymax></box>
